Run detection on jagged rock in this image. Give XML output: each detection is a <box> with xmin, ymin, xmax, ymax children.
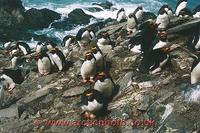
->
<box><xmin>51</xmin><ymin>8</ymin><xmax>93</xmax><ymax>30</ymax></box>
<box><xmin>92</xmin><ymin>1</ymin><xmax>113</xmax><ymax>9</ymax></box>
<box><xmin>62</xmin><ymin>86</ymin><xmax>85</xmax><ymax>98</ymax></box>
<box><xmin>0</xmin><ymin>0</ymin><xmax>24</xmax><ymax>29</ymax></box>
<box><xmin>24</xmin><ymin>8</ymin><xmax>61</xmax><ymax>29</ymax></box>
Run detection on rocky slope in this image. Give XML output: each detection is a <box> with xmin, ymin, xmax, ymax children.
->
<box><xmin>0</xmin><ymin>14</ymin><xmax>200</xmax><ymax>133</ymax></box>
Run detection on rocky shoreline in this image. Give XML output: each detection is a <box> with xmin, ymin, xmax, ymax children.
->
<box><xmin>0</xmin><ymin>0</ymin><xmax>200</xmax><ymax>132</ymax></box>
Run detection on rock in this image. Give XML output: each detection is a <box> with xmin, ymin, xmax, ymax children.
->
<box><xmin>138</xmin><ymin>81</ymin><xmax>154</xmax><ymax>89</ymax></box>
<box><xmin>42</xmin><ymin>94</ymin><xmax>54</xmax><ymax>104</ymax></box>
<box><xmin>24</xmin><ymin>8</ymin><xmax>61</xmax><ymax>29</ymax></box>
<box><xmin>92</xmin><ymin>1</ymin><xmax>113</xmax><ymax>9</ymax></box>
<box><xmin>0</xmin><ymin>104</ymin><xmax>19</xmax><ymax>118</ymax></box>
<box><xmin>85</xmin><ymin>7</ymin><xmax>103</xmax><ymax>12</ymax></box>
<box><xmin>68</xmin><ymin>8</ymin><xmax>94</xmax><ymax>25</ymax></box>
<box><xmin>51</xmin><ymin>8</ymin><xmax>94</xmax><ymax>30</ymax></box>
<box><xmin>135</xmin><ymin>93</ymin><xmax>150</xmax><ymax>111</ymax></box>
<box><xmin>62</xmin><ymin>86</ymin><xmax>85</xmax><ymax>98</ymax></box>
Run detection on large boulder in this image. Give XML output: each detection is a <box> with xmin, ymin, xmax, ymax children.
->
<box><xmin>51</xmin><ymin>8</ymin><xmax>94</xmax><ymax>29</ymax></box>
<box><xmin>24</xmin><ymin>8</ymin><xmax>61</xmax><ymax>29</ymax></box>
<box><xmin>0</xmin><ymin>0</ymin><xmax>24</xmax><ymax>29</ymax></box>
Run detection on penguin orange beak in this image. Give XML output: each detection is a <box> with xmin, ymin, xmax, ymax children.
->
<box><xmin>86</xmin><ymin>93</ymin><xmax>93</xmax><ymax>96</ymax></box>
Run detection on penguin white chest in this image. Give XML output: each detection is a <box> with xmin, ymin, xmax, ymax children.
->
<box><xmin>18</xmin><ymin>45</ymin><xmax>28</xmax><ymax>55</ymax></box>
<box><xmin>193</xmin><ymin>12</ymin><xmax>200</xmax><ymax>18</ymax></box>
<box><xmin>135</xmin><ymin>10</ymin><xmax>143</xmax><ymax>21</ymax></box>
<box><xmin>191</xmin><ymin>62</ymin><xmax>200</xmax><ymax>84</ymax></box>
<box><xmin>81</xmin><ymin>99</ymin><xmax>103</xmax><ymax>112</ymax></box>
<box><xmin>36</xmin><ymin>45</ymin><xmax>43</xmax><ymax>53</ymax></box>
<box><xmin>64</xmin><ymin>38</ymin><xmax>72</xmax><ymax>47</ymax></box>
<box><xmin>175</xmin><ymin>2</ymin><xmax>187</xmax><ymax>16</ymax></box>
<box><xmin>117</xmin><ymin>11</ymin><xmax>126</xmax><ymax>22</ymax></box>
<box><xmin>81</xmin><ymin>59</ymin><xmax>96</xmax><ymax>78</ymax></box>
<box><xmin>127</xmin><ymin>17</ymin><xmax>137</xmax><ymax>29</ymax></box>
<box><xmin>97</xmin><ymin>38</ymin><xmax>110</xmax><ymax>46</ymax></box>
<box><xmin>153</xmin><ymin>40</ymin><xmax>168</xmax><ymax>50</ymax></box>
<box><xmin>194</xmin><ymin>35</ymin><xmax>200</xmax><ymax>50</ymax></box>
<box><xmin>156</xmin><ymin>14</ymin><xmax>169</xmax><ymax>29</ymax></box>
<box><xmin>11</xmin><ymin>56</ymin><xmax>18</xmax><ymax>68</ymax></box>
<box><xmin>0</xmin><ymin>74</ymin><xmax>15</xmax><ymax>90</ymax></box>
<box><xmin>94</xmin><ymin>79</ymin><xmax>113</xmax><ymax>97</ymax></box>
<box><xmin>38</xmin><ymin>57</ymin><xmax>51</xmax><ymax>75</ymax></box>
<box><xmin>51</xmin><ymin>54</ymin><xmax>63</xmax><ymax>71</ymax></box>
<box><xmin>94</xmin><ymin>52</ymin><xmax>103</xmax><ymax>63</ymax></box>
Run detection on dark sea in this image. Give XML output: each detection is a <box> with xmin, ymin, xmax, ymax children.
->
<box><xmin>21</xmin><ymin>0</ymin><xmax>199</xmax><ymax>47</ymax></box>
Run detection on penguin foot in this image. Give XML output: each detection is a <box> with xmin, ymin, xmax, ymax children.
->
<box><xmin>84</xmin><ymin>112</ymin><xmax>96</xmax><ymax>119</ymax></box>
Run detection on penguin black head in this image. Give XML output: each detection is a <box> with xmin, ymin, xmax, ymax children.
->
<box><xmin>138</xmin><ymin>6</ymin><xmax>143</xmax><ymax>10</ymax></box>
<box><xmin>91</xmin><ymin>47</ymin><xmax>98</xmax><ymax>54</ymax></box>
<box><xmin>85</xmin><ymin>52</ymin><xmax>95</xmax><ymax>61</ymax></box>
<box><xmin>128</xmin><ymin>13</ymin><xmax>136</xmax><ymax>18</ymax></box>
<box><xmin>95</xmin><ymin>71</ymin><xmax>109</xmax><ymax>82</ymax></box>
<box><xmin>158</xmin><ymin>6</ymin><xmax>168</xmax><ymax>15</ymax></box>
<box><xmin>37</xmin><ymin>42</ymin><xmax>43</xmax><ymax>46</ymax></box>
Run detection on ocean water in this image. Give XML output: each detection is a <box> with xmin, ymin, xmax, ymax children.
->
<box><xmin>21</xmin><ymin>0</ymin><xmax>199</xmax><ymax>44</ymax></box>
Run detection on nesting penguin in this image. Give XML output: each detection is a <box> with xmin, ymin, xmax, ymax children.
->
<box><xmin>0</xmin><ymin>68</ymin><xmax>24</xmax><ymax>92</ymax></box>
<box><xmin>35</xmin><ymin>52</ymin><xmax>52</xmax><ymax>76</ymax></box>
<box><xmin>97</xmin><ymin>32</ymin><xmax>111</xmax><ymax>49</ymax></box>
<box><xmin>15</xmin><ymin>42</ymin><xmax>31</xmax><ymax>55</ymax></box>
<box><xmin>133</xmin><ymin>6</ymin><xmax>143</xmax><ymax>22</ymax></box>
<box><xmin>10</xmin><ymin>49</ymin><xmax>22</xmax><ymax>68</ymax></box>
<box><xmin>156</xmin><ymin>7</ymin><xmax>170</xmax><ymax>31</ymax></box>
<box><xmin>80</xmin><ymin>89</ymin><xmax>108</xmax><ymax>119</ymax></box>
<box><xmin>175</xmin><ymin>0</ymin><xmax>187</xmax><ymax>16</ymax></box>
<box><xmin>94</xmin><ymin>72</ymin><xmax>114</xmax><ymax>98</ymax></box>
<box><xmin>91</xmin><ymin>46</ymin><xmax>105</xmax><ymax>71</ymax></box>
<box><xmin>49</xmin><ymin>48</ymin><xmax>66</xmax><ymax>71</ymax></box>
<box><xmin>116</xmin><ymin>8</ymin><xmax>127</xmax><ymax>22</ymax></box>
<box><xmin>81</xmin><ymin>52</ymin><xmax>96</xmax><ymax>83</ymax></box>
<box><xmin>126</xmin><ymin>13</ymin><xmax>138</xmax><ymax>34</ymax></box>
<box><xmin>192</xmin><ymin>5</ymin><xmax>200</xmax><ymax>18</ymax></box>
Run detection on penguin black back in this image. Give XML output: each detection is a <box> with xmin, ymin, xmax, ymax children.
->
<box><xmin>17</xmin><ymin>42</ymin><xmax>31</xmax><ymax>54</ymax></box>
<box><xmin>76</xmin><ymin>28</ymin><xmax>87</xmax><ymax>41</ymax></box>
<box><xmin>81</xmin><ymin>89</ymin><xmax>108</xmax><ymax>105</ymax></box>
<box><xmin>2</xmin><ymin>68</ymin><xmax>24</xmax><ymax>84</ymax></box>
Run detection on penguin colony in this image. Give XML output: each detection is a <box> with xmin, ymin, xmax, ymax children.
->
<box><xmin>0</xmin><ymin>0</ymin><xmax>200</xmax><ymax>119</ymax></box>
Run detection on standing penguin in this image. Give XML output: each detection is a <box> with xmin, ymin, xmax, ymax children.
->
<box><xmin>94</xmin><ymin>72</ymin><xmax>114</xmax><ymax>98</ymax></box>
<box><xmin>133</xmin><ymin>6</ymin><xmax>143</xmax><ymax>22</ymax></box>
<box><xmin>80</xmin><ymin>89</ymin><xmax>108</xmax><ymax>119</ymax></box>
<box><xmin>187</xmin><ymin>25</ymin><xmax>200</xmax><ymax>52</ymax></box>
<box><xmin>35</xmin><ymin>42</ymin><xmax>46</xmax><ymax>53</ymax></box>
<box><xmin>35</xmin><ymin>52</ymin><xmax>52</xmax><ymax>76</ymax></box>
<box><xmin>16</xmin><ymin>42</ymin><xmax>31</xmax><ymax>55</ymax></box>
<box><xmin>191</xmin><ymin>56</ymin><xmax>200</xmax><ymax>84</ymax></box>
<box><xmin>62</xmin><ymin>35</ymin><xmax>76</xmax><ymax>58</ymax></box>
<box><xmin>175</xmin><ymin>0</ymin><xmax>187</xmax><ymax>16</ymax></box>
<box><xmin>81</xmin><ymin>52</ymin><xmax>96</xmax><ymax>83</ymax></box>
<box><xmin>116</xmin><ymin>8</ymin><xmax>127</xmax><ymax>22</ymax></box>
<box><xmin>0</xmin><ymin>68</ymin><xmax>24</xmax><ymax>92</ymax></box>
<box><xmin>76</xmin><ymin>28</ymin><xmax>95</xmax><ymax>49</ymax></box>
<box><xmin>91</xmin><ymin>46</ymin><xmax>105</xmax><ymax>71</ymax></box>
<box><xmin>156</xmin><ymin>7</ymin><xmax>170</xmax><ymax>31</ymax></box>
<box><xmin>127</xmin><ymin>13</ymin><xmax>138</xmax><ymax>34</ymax></box>
<box><xmin>192</xmin><ymin>5</ymin><xmax>200</xmax><ymax>18</ymax></box>
<box><xmin>49</xmin><ymin>48</ymin><xmax>66</xmax><ymax>71</ymax></box>
<box><xmin>161</xmin><ymin>5</ymin><xmax>174</xmax><ymax>18</ymax></box>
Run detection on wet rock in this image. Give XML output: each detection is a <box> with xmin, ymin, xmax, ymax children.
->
<box><xmin>24</xmin><ymin>8</ymin><xmax>61</xmax><ymax>29</ymax></box>
<box><xmin>92</xmin><ymin>1</ymin><xmax>113</xmax><ymax>9</ymax></box>
<box><xmin>68</xmin><ymin>8</ymin><xmax>94</xmax><ymax>24</ymax></box>
<box><xmin>0</xmin><ymin>104</ymin><xmax>19</xmax><ymax>119</ymax></box>
<box><xmin>62</xmin><ymin>86</ymin><xmax>85</xmax><ymax>98</ymax></box>
<box><xmin>85</xmin><ymin>7</ymin><xmax>103</xmax><ymax>12</ymax></box>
